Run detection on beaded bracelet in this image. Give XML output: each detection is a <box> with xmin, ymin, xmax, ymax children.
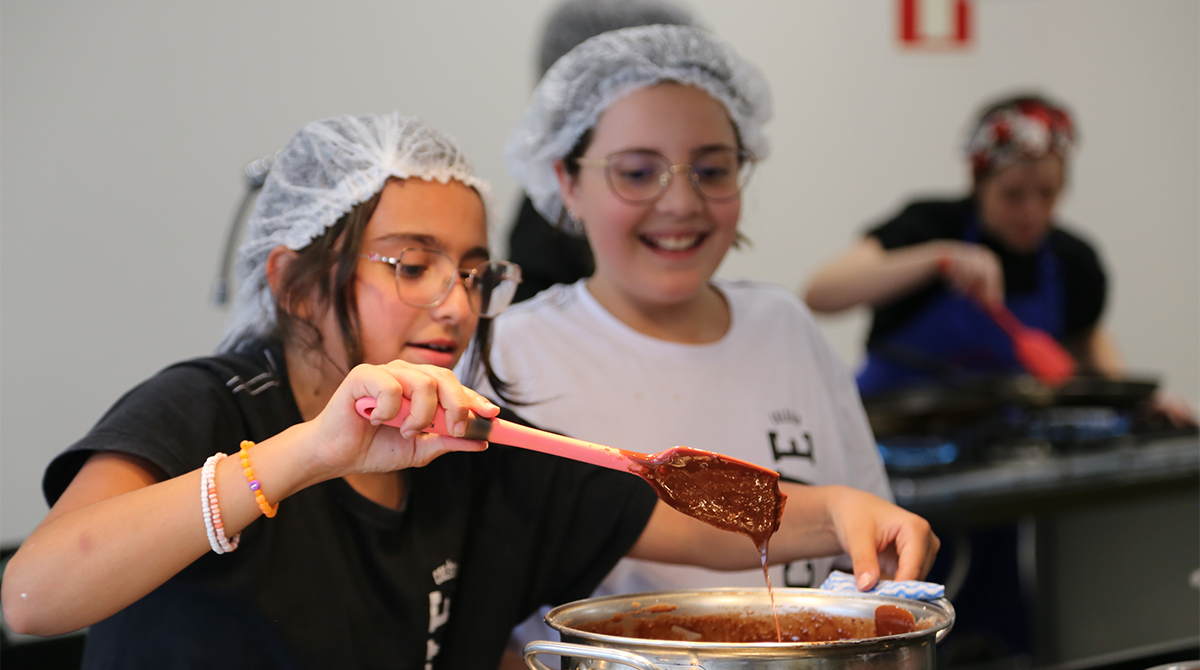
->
<box><xmin>199</xmin><ymin>456</ymin><xmax>220</xmax><ymax>553</ymax></box>
<box><xmin>239</xmin><ymin>440</ymin><xmax>278</xmax><ymax>518</ymax></box>
<box><xmin>201</xmin><ymin>453</ymin><xmax>240</xmax><ymax>553</ymax></box>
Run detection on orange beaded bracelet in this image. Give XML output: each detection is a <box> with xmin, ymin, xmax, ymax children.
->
<box><xmin>239</xmin><ymin>440</ymin><xmax>278</xmax><ymax>518</ymax></box>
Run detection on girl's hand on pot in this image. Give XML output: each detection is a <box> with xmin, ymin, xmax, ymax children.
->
<box><xmin>827</xmin><ymin>486</ymin><xmax>940</xmax><ymax>591</ymax></box>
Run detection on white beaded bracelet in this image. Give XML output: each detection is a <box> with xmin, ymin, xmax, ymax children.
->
<box><xmin>201</xmin><ymin>453</ymin><xmax>240</xmax><ymax>554</ymax></box>
<box><xmin>200</xmin><ymin>455</ymin><xmax>220</xmax><ymax>553</ymax></box>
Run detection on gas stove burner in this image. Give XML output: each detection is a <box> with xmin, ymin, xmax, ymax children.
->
<box><xmin>1022</xmin><ymin>406</ymin><xmax>1132</xmax><ymax>444</ymax></box>
<box><xmin>876</xmin><ymin>405</ymin><xmax>1141</xmax><ymax>473</ymax></box>
<box><xmin>877</xmin><ymin>435</ymin><xmax>960</xmax><ymax>471</ymax></box>
<box><xmin>867</xmin><ymin>375</ymin><xmax>1165</xmax><ymax>473</ymax></box>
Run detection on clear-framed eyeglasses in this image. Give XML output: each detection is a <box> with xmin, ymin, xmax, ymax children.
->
<box><xmin>361</xmin><ymin>249</ymin><xmax>523</xmax><ymax>318</ymax></box>
<box><xmin>574</xmin><ymin>147</ymin><xmax>756</xmax><ymax>204</ymax></box>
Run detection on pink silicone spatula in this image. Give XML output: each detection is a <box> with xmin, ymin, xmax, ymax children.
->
<box><xmin>356</xmin><ymin>397</ymin><xmax>638</xmax><ymax>470</ymax></box>
<box><xmin>353</xmin><ymin>396</ymin><xmax>777</xmax><ymax>474</ymax></box>
<box><xmin>354</xmin><ymin>397</ymin><xmax>787</xmax><ymax>544</ymax></box>
<box><xmin>981</xmin><ymin>302</ymin><xmax>1076</xmax><ymax>388</ymax></box>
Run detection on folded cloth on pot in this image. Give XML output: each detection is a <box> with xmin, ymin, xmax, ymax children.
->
<box><xmin>820</xmin><ymin>570</ymin><xmax>944</xmax><ymax>600</ymax></box>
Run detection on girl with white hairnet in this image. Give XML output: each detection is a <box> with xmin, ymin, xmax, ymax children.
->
<box><xmin>3</xmin><ymin>113</ymin><xmax>936</xmax><ymax>670</ymax></box>
<box><xmin>507</xmin><ymin>0</ymin><xmax>700</xmax><ymax>303</ymax></box>
<box><xmin>488</xmin><ymin>24</ymin><xmax>914</xmax><ymax>648</ymax></box>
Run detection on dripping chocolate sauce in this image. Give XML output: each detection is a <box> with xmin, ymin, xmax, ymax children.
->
<box><xmin>590</xmin><ymin>448</ymin><xmax>922</xmax><ymax>643</ymax></box>
<box><xmin>627</xmin><ymin>446</ymin><xmax>788</xmax><ymax>641</ymax></box>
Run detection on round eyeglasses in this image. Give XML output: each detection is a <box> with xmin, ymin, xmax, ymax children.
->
<box><xmin>574</xmin><ymin>147</ymin><xmax>756</xmax><ymax>204</ymax></box>
<box><xmin>361</xmin><ymin>249</ymin><xmax>522</xmax><ymax>318</ymax></box>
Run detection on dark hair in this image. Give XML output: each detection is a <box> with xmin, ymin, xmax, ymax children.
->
<box><xmin>537</xmin><ymin>0</ymin><xmax>698</xmax><ymax>78</ymax></box>
<box><xmin>271</xmin><ymin>193</ymin><xmax>373</xmax><ymax>371</ymax></box>
<box><xmin>561</xmin><ymin>129</ymin><xmax>594</xmax><ymax>179</ymax></box>
<box><xmin>271</xmin><ymin>179</ymin><xmax>516</xmax><ymax>402</ymax></box>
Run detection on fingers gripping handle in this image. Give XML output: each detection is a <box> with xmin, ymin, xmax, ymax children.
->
<box><xmin>353</xmin><ymin>397</ymin><xmax>493</xmax><ymax>440</ymax></box>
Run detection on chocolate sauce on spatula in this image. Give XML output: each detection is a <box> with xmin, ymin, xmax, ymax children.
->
<box><xmin>629</xmin><ymin>447</ymin><xmax>786</xmax><ymax>548</ymax></box>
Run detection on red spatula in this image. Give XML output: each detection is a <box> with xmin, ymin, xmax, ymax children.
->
<box><xmin>980</xmin><ymin>301</ymin><xmax>1076</xmax><ymax>388</ymax></box>
<box><xmin>354</xmin><ymin>396</ymin><xmax>786</xmax><ymax>546</ymax></box>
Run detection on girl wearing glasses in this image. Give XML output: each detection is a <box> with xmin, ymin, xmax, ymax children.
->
<box><xmin>4</xmin><ymin>113</ymin><xmax>935</xmax><ymax>669</ymax></box>
<box><xmin>490</xmin><ymin>25</ymin><xmax>905</xmax><ymax>648</ymax></box>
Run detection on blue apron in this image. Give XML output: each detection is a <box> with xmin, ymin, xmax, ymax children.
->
<box><xmin>857</xmin><ymin>214</ymin><xmax>1064</xmax><ymax>397</ymax></box>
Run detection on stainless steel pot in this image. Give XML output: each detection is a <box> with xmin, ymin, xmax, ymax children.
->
<box><xmin>524</xmin><ymin>588</ymin><xmax>954</xmax><ymax>670</ymax></box>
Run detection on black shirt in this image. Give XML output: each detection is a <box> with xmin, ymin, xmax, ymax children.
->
<box><xmin>43</xmin><ymin>340</ymin><xmax>658</xmax><ymax>670</ymax></box>
<box><xmin>507</xmin><ymin>196</ymin><xmax>594</xmax><ymax>303</ymax></box>
<box><xmin>865</xmin><ymin>197</ymin><xmax>1107</xmax><ymax>348</ymax></box>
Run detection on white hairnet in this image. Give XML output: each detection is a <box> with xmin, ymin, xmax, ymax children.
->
<box><xmin>537</xmin><ymin>0</ymin><xmax>699</xmax><ymax>76</ymax></box>
<box><xmin>217</xmin><ymin>113</ymin><xmax>490</xmax><ymax>353</ymax></box>
<box><xmin>506</xmin><ymin>24</ymin><xmax>772</xmax><ymax>228</ymax></box>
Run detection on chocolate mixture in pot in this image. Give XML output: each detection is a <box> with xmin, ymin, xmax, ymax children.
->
<box><xmin>571</xmin><ymin>605</ymin><xmax>926</xmax><ymax>648</ymax></box>
<box><xmin>873</xmin><ymin>604</ymin><xmax>917</xmax><ymax>636</ymax></box>
<box><xmin>575</xmin><ymin>605</ymin><xmax>928</xmax><ymax>643</ymax></box>
<box><xmin>577</xmin><ymin>608</ymin><xmax>874</xmax><ymax>643</ymax></box>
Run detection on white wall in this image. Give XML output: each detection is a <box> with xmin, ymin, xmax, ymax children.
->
<box><xmin>2</xmin><ymin>0</ymin><xmax>1196</xmax><ymax>544</ymax></box>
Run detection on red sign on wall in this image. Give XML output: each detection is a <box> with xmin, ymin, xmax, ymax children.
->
<box><xmin>899</xmin><ymin>0</ymin><xmax>973</xmax><ymax>49</ymax></box>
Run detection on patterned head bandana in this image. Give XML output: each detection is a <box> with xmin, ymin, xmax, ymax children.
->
<box><xmin>965</xmin><ymin>96</ymin><xmax>1076</xmax><ymax>180</ymax></box>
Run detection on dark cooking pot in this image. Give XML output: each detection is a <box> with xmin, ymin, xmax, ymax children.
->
<box><xmin>1049</xmin><ymin>374</ymin><xmax>1158</xmax><ymax>407</ymax></box>
<box><xmin>862</xmin><ymin>374</ymin><xmax>1160</xmax><ymax>438</ymax></box>
<box><xmin>862</xmin><ymin>382</ymin><xmax>1004</xmax><ymax>438</ymax></box>
<box><xmin>524</xmin><ymin>588</ymin><xmax>954</xmax><ymax>670</ymax></box>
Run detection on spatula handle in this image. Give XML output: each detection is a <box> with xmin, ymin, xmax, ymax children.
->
<box><xmin>975</xmin><ymin>301</ymin><xmax>1076</xmax><ymax>387</ymax></box>
<box><xmin>981</xmin><ymin>301</ymin><xmax>1025</xmax><ymax>338</ymax></box>
<box><xmin>353</xmin><ymin>397</ymin><xmax>635</xmax><ymax>472</ymax></box>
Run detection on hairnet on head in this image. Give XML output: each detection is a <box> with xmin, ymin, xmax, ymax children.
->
<box><xmin>537</xmin><ymin>0</ymin><xmax>698</xmax><ymax>77</ymax></box>
<box><xmin>506</xmin><ymin>24</ymin><xmax>772</xmax><ymax>229</ymax></box>
<box><xmin>217</xmin><ymin>113</ymin><xmax>490</xmax><ymax>353</ymax></box>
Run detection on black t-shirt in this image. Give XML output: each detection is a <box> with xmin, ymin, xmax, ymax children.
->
<box><xmin>507</xmin><ymin>196</ymin><xmax>594</xmax><ymax>303</ymax></box>
<box><xmin>43</xmin><ymin>340</ymin><xmax>658</xmax><ymax>670</ymax></box>
<box><xmin>864</xmin><ymin>197</ymin><xmax>1108</xmax><ymax>348</ymax></box>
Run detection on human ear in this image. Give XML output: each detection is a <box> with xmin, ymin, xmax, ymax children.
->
<box><xmin>554</xmin><ymin>159</ymin><xmax>582</xmax><ymax>218</ymax></box>
<box><xmin>265</xmin><ymin>245</ymin><xmax>295</xmax><ymax>294</ymax></box>
<box><xmin>265</xmin><ymin>245</ymin><xmax>307</xmax><ymax>317</ymax></box>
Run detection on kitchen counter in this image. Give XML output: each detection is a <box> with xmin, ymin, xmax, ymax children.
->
<box><xmin>888</xmin><ymin>432</ymin><xmax>1199</xmax><ymax>526</ymax></box>
<box><xmin>885</xmin><ymin>431</ymin><xmax>1199</xmax><ymax>665</ymax></box>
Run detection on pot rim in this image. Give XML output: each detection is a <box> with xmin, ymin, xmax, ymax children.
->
<box><xmin>544</xmin><ymin>587</ymin><xmax>955</xmax><ymax>651</ymax></box>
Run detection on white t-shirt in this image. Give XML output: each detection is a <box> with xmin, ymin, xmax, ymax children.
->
<box><xmin>473</xmin><ymin>279</ymin><xmax>891</xmax><ymax>642</ymax></box>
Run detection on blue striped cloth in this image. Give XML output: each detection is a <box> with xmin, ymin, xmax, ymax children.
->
<box><xmin>819</xmin><ymin>570</ymin><xmax>944</xmax><ymax>600</ymax></box>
